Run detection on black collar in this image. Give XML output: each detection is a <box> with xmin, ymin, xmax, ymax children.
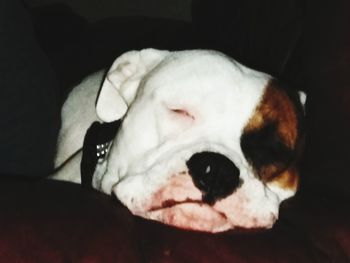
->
<box><xmin>80</xmin><ymin>120</ymin><xmax>121</xmax><ymax>189</ymax></box>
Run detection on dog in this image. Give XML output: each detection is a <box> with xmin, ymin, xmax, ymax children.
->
<box><xmin>52</xmin><ymin>49</ymin><xmax>306</xmax><ymax>233</ymax></box>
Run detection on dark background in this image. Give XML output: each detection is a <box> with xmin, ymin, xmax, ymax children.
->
<box><xmin>1</xmin><ymin>1</ymin><xmax>350</xmax><ymax>262</ymax></box>
<box><xmin>24</xmin><ymin>0</ymin><xmax>192</xmax><ymax>22</ymax></box>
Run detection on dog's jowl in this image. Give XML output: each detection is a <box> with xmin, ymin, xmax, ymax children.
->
<box><xmin>52</xmin><ymin>49</ymin><xmax>306</xmax><ymax>233</ymax></box>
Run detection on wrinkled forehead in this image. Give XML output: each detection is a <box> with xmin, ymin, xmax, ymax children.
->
<box><xmin>141</xmin><ymin>50</ymin><xmax>271</xmax><ymax>103</ymax></box>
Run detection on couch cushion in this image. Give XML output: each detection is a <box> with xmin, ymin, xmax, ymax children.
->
<box><xmin>0</xmin><ymin>179</ymin><xmax>349</xmax><ymax>263</ymax></box>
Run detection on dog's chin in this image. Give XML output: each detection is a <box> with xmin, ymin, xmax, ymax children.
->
<box><xmin>143</xmin><ymin>173</ymin><xmax>232</xmax><ymax>232</ymax></box>
<box><xmin>125</xmin><ymin>173</ymin><xmax>277</xmax><ymax>233</ymax></box>
<box><xmin>140</xmin><ymin>199</ymin><xmax>276</xmax><ymax>233</ymax></box>
<box><xmin>146</xmin><ymin>201</ymin><xmax>232</xmax><ymax>233</ymax></box>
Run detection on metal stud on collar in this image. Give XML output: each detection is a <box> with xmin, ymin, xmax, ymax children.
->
<box><xmin>96</xmin><ymin>142</ymin><xmax>110</xmax><ymax>159</ymax></box>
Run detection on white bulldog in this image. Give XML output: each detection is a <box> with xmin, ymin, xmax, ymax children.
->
<box><xmin>52</xmin><ymin>49</ymin><xmax>306</xmax><ymax>233</ymax></box>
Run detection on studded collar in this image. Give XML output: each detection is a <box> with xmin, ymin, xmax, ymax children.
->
<box><xmin>80</xmin><ymin>120</ymin><xmax>121</xmax><ymax>189</ymax></box>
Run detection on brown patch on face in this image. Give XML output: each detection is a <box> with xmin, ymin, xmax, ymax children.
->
<box><xmin>241</xmin><ymin>79</ymin><xmax>304</xmax><ymax>191</ymax></box>
<box><xmin>244</xmin><ymin>80</ymin><xmax>298</xmax><ymax>148</ymax></box>
<box><xmin>268</xmin><ymin>167</ymin><xmax>299</xmax><ymax>192</ymax></box>
<box><xmin>258</xmin><ymin>164</ymin><xmax>286</xmax><ymax>182</ymax></box>
<box><xmin>257</xmin><ymin>163</ymin><xmax>299</xmax><ymax>190</ymax></box>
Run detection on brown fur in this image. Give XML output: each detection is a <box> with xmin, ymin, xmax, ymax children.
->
<box><xmin>244</xmin><ymin>81</ymin><xmax>298</xmax><ymax>148</ymax></box>
<box><xmin>243</xmin><ymin>80</ymin><xmax>300</xmax><ymax>190</ymax></box>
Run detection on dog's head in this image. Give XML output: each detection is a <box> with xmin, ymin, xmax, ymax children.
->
<box><xmin>94</xmin><ymin>49</ymin><xmax>306</xmax><ymax>232</ymax></box>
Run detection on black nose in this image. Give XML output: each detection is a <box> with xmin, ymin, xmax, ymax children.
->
<box><xmin>186</xmin><ymin>152</ymin><xmax>242</xmax><ymax>205</ymax></box>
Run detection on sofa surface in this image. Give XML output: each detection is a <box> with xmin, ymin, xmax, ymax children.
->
<box><xmin>1</xmin><ymin>179</ymin><xmax>349</xmax><ymax>263</ymax></box>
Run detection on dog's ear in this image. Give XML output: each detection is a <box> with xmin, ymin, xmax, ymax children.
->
<box><xmin>96</xmin><ymin>49</ymin><xmax>169</xmax><ymax>122</ymax></box>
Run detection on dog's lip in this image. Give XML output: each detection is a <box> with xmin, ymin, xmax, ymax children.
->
<box><xmin>146</xmin><ymin>198</ymin><xmax>233</xmax><ymax>232</ymax></box>
<box><xmin>149</xmin><ymin>198</ymin><xmax>202</xmax><ymax>211</ymax></box>
<box><xmin>148</xmin><ymin>198</ymin><xmax>227</xmax><ymax>218</ymax></box>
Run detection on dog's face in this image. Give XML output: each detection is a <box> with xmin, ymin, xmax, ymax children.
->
<box><xmin>94</xmin><ymin>49</ymin><xmax>305</xmax><ymax>232</ymax></box>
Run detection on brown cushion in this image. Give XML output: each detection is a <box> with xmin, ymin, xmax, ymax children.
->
<box><xmin>0</xmin><ymin>179</ymin><xmax>349</xmax><ymax>262</ymax></box>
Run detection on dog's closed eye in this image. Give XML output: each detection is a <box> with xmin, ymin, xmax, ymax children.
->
<box><xmin>169</xmin><ymin>108</ymin><xmax>195</xmax><ymax>120</ymax></box>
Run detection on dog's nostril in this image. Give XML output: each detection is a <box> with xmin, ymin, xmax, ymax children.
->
<box><xmin>186</xmin><ymin>151</ymin><xmax>241</xmax><ymax>205</ymax></box>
